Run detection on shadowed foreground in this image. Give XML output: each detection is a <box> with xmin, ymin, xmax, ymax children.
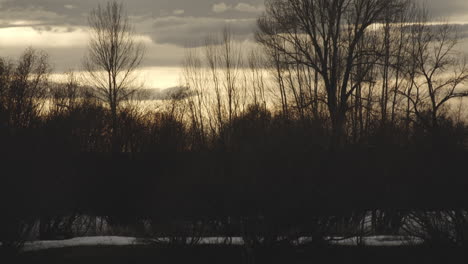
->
<box><xmin>9</xmin><ymin>245</ymin><xmax>468</xmax><ymax>264</ymax></box>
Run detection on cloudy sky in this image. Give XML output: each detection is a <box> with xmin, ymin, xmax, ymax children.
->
<box><xmin>0</xmin><ymin>0</ymin><xmax>467</xmax><ymax>88</ymax></box>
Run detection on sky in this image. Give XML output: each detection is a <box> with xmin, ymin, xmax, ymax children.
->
<box><xmin>0</xmin><ymin>0</ymin><xmax>467</xmax><ymax>88</ymax></box>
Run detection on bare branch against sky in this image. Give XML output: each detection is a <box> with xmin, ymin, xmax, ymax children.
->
<box><xmin>0</xmin><ymin>0</ymin><xmax>466</xmax><ymax>88</ymax></box>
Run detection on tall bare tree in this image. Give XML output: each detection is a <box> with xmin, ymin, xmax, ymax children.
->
<box><xmin>257</xmin><ymin>0</ymin><xmax>407</xmax><ymax>146</ymax></box>
<box><xmin>402</xmin><ymin>11</ymin><xmax>468</xmax><ymax>134</ymax></box>
<box><xmin>84</xmin><ymin>1</ymin><xmax>144</xmax><ymax>151</ymax></box>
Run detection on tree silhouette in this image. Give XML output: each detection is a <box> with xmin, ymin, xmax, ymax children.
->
<box><xmin>84</xmin><ymin>0</ymin><xmax>145</xmax><ymax>152</ymax></box>
<box><xmin>257</xmin><ymin>0</ymin><xmax>408</xmax><ymax>147</ymax></box>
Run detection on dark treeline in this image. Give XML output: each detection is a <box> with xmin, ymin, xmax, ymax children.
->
<box><xmin>2</xmin><ymin>0</ymin><xmax>468</xmax><ymax>255</ymax></box>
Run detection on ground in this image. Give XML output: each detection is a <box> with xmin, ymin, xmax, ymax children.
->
<box><xmin>6</xmin><ymin>245</ymin><xmax>468</xmax><ymax>264</ymax></box>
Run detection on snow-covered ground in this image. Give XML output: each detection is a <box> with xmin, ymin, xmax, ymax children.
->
<box><xmin>328</xmin><ymin>236</ymin><xmax>423</xmax><ymax>246</ymax></box>
<box><xmin>15</xmin><ymin>235</ymin><xmax>423</xmax><ymax>252</ymax></box>
<box><xmin>22</xmin><ymin>236</ymin><xmax>140</xmax><ymax>252</ymax></box>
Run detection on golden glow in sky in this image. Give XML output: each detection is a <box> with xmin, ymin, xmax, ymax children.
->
<box><xmin>0</xmin><ymin>25</ymin><xmax>180</xmax><ymax>89</ymax></box>
<box><xmin>0</xmin><ymin>26</ymin><xmax>88</xmax><ymax>47</ymax></box>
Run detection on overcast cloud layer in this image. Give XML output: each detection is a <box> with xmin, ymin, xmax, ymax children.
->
<box><xmin>0</xmin><ymin>0</ymin><xmax>467</xmax><ymax>88</ymax></box>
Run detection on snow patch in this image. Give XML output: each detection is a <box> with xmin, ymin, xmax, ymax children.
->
<box><xmin>329</xmin><ymin>236</ymin><xmax>424</xmax><ymax>246</ymax></box>
<box><xmin>22</xmin><ymin>236</ymin><xmax>139</xmax><ymax>252</ymax></box>
<box><xmin>13</xmin><ymin>235</ymin><xmax>424</xmax><ymax>252</ymax></box>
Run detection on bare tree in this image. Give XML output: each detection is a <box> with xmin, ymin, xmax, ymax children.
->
<box><xmin>84</xmin><ymin>0</ymin><xmax>144</xmax><ymax>151</ymax></box>
<box><xmin>183</xmin><ymin>48</ymin><xmax>210</xmax><ymax>146</ymax></box>
<box><xmin>204</xmin><ymin>29</ymin><xmax>244</xmax><ymax>130</ymax></box>
<box><xmin>246</xmin><ymin>49</ymin><xmax>267</xmax><ymax>111</ymax></box>
<box><xmin>183</xmin><ymin>28</ymin><xmax>246</xmax><ymax>144</ymax></box>
<box><xmin>0</xmin><ymin>48</ymin><xmax>50</xmax><ymax>129</ymax></box>
<box><xmin>51</xmin><ymin>71</ymin><xmax>80</xmax><ymax>114</ymax></box>
<box><xmin>402</xmin><ymin>11</ymin><xmax>468</xmax><ymax>133</ymax></box>
<box><xmin>220</xmin><ymin>28</ymin><xmax>243</xmax><ymax>125</ymax></box>
<box><xmin>257</xmin><ymin>0</ymin><xmax>407</xmax><ymax>146</ymax></box>
<box><xmin>264</xmin><ymin>39</ymin><xmax>290</xmax><ymax>117</ymax></box>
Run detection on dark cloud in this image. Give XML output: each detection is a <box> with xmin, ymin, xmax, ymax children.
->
<box><xmin>433</xmin><ymin>24</ymin><xmax>468</xmax><ymax>39</ymax></box>
<box><xmin>139</xmin><ymin>86</ymin><xmax>194</xmax><ymax>100</ymax></box>
<box><xmin>151</xmin><ymin>16</ymin><xmax>257</xmax><ymax>47</ymax></box>
<box><xmin>0</xmin><ymin>0</ymin><xmax>265</xmax><ymax>21</ymax></box>
<box><xmin>0</xmin><ymin>0</ymin><xmax>265</xmax><ymax>68</ymax></box>
<box><xmin>0</xmin><ymin>0</ymin><xmax>467</xmax><ymax>71</ymax></box>
<box><xmin>417</xmin><ymin>0</ymin><xmax>468</xmax><ymax>19</ymax></box>
<box><xmin>401</xmin><ymin>23</ymin><xmax>468</xmax><ymax>38</ymax></box>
